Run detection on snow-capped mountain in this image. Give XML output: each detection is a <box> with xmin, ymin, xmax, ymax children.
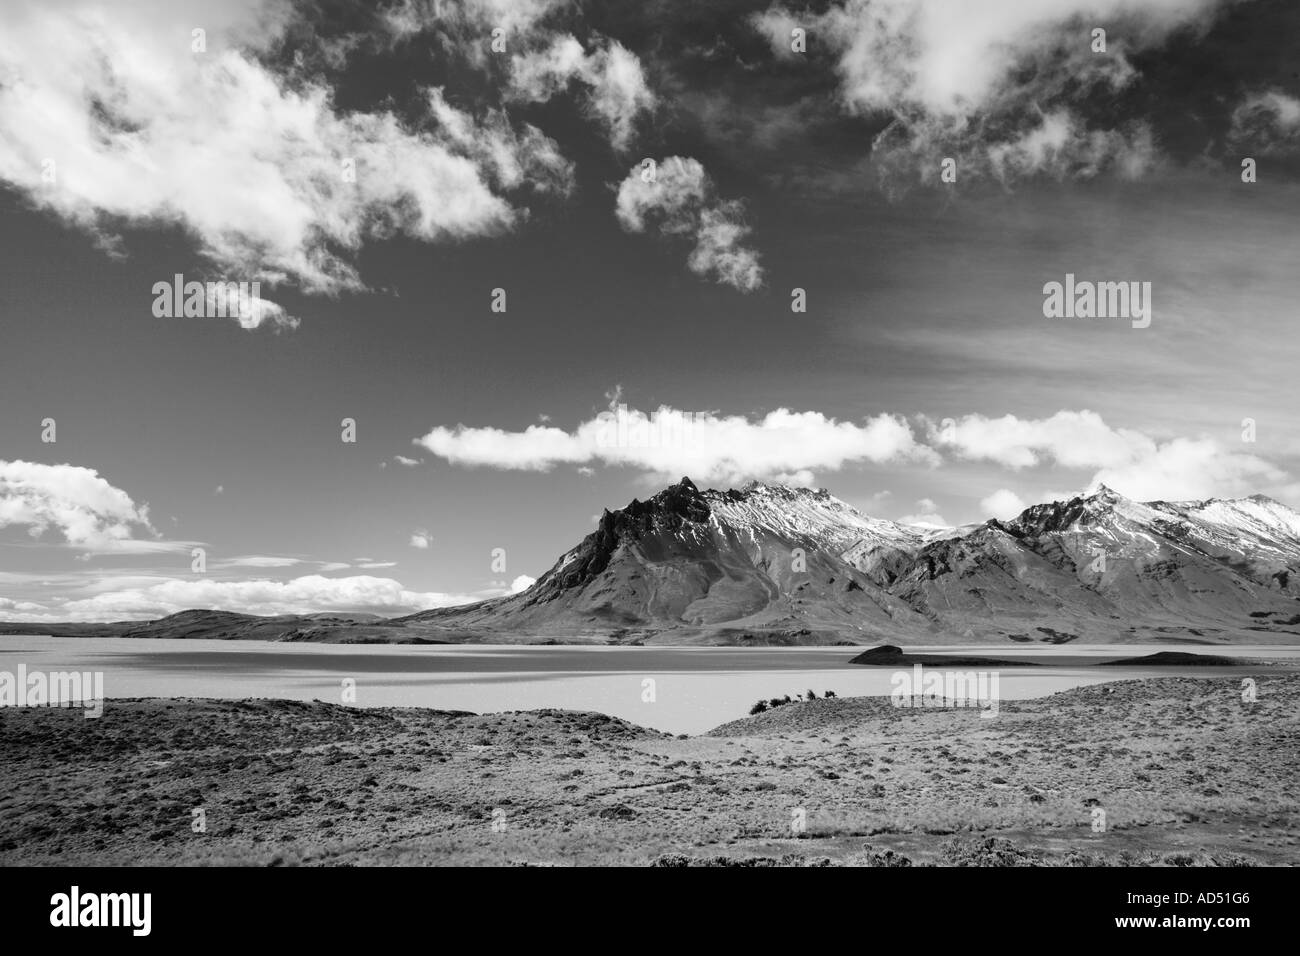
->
<box><xmin>403</xmin><ymin>478</ymin><xmax>1300</xmax><ymax>645</ymax></box>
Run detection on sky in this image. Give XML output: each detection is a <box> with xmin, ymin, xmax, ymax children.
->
<box><xmin>2</xmin><ymin>0</ymin><xmax>1299</xmax><ymax>621</ymax></box>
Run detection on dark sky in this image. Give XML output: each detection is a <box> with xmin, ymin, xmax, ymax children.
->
<box><xmin>2</xmin><ymin>0</ymin><xmax>1298</xmax><ymax>620</ymax></box>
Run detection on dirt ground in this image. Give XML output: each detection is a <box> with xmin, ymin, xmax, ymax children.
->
<box><xmin>1</xmin><ymin>675</ymin><xmax>1296</xmax><ymax>866</ymax></box>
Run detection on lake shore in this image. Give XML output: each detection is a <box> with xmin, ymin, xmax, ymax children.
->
<box><xmin>1</xmin><ymin>674</ymin><xmax>1295</xmax><ymax>866</ymax></box>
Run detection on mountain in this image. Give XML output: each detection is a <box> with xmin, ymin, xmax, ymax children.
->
<box><xmin>400</xmin><ymin>478</ymin><xmax>1300</xmax><ymax>645</ymax></box>
<box><xmin>399</xmin><ymin>478</ymin><xmax>944</xmax><ymax>643</ymax></box>
<box><xmin>5</xmin><ymin>479</ymin><xmax>1300</xmax><ymax>645</ymax></box>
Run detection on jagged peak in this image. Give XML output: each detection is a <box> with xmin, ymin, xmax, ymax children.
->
<box><xmin>1083</xmin><ymin>483</ymin><xmax>1128</xmax><ymax>503</ymax></box>
<box><xmin>726</xmin><ymin>479</ymin><xmax>829</xmax><ymax>501</ymax></box>
<box><xmin>617</xmin><ymin>477</ymin><xmax>711</xmax><ymax>523</ymax></box>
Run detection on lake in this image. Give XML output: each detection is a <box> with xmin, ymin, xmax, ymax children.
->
<box><xmin>1</xmin><ymin>635</ymin><xmax>1296</xmax><ymax>734</ymax></box>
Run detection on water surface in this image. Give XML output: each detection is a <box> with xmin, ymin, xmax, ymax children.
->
<box><xmin>1</xmin><ymin>635</ymin><xmax>1294</xmax><ymax>734</ymax></box>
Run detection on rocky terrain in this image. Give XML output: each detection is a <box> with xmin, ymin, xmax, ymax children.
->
<box><xmin>2</xmin><ymin>674</ymin><xmax>1295</xmax><ymax>866</ymax></box>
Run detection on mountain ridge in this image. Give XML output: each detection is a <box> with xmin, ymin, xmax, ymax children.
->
<box><xmin>3</xmin><ymin>478</ymin><xmax>1299</xmax><ymax>645</ymax></box>
<box><xmin>397</xmin><ymin>477</ymin><xmax>1300</xmax><ymax>645</ymax></box>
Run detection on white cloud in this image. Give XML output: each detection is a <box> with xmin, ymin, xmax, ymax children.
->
<box><xmin>754</xmin><ymin>0</ymin><xmax>1225</xmax><ymax>186</ymax></box>
<box><xmin>927</xmin><ymin>411</ymin><xmax>1289</xmax><ymax>502</ymax></box>
<box><xmin>317</xmin><ymin>562</ymin><xmax>351</xmax><ymax>572</ymax></box>
<box><xmin>510</xmin><ymin>34</ymin><xmax>656</xmax><ymax>150</ymax></box>
<box><xmin>0</xmin><ymin>0</ymin><xmax>573</xmax><ymax>315</ymax></box>
<box><xmin>1230</xmin><ymin>89</ymin><xmax>1300</xmax><ymax>154</ymax></box>
<box><xmin>0</xmin><ymin>459</ymin><xmax>185</xmax><ymax>553</ymax></box>
<box><xmin>615</xmin><ymin>156</ymin><xmax>763</xmax><ymax>292</ymax></box>
<box><xmin>416</xmin><ymin>399</ymin><xmax>934</xmax><ymax>484</ymax></box>
<box><xmin>898</xmin><ymin>498</ymin><xmax>949</xmax><ymax>527</ymax></box>
<box><xmin>979</xmin><ymin>488</ymin><xmax>1029</xmax><ymax>520</ymax></box>
<box><xmin>214</xmin><ymin>289</ymin><xmax>301</xmax><ymax>332</ymax></box>
<box><xmin>222</xmin><ymin>555</ymin><xmax>302</xmax><ymax>568</ymax></box>
<box><xmin>985</xmin><ymin>111</ymin><xmax>1158</xmax><ymax>184</ymax></box>
<box><xmin>409</xmin><ymin>530</ymin><xmax>432</xmax><ymax>549</ymax></box>
<box><xmin>510</xmin><ymin>574</ymin><xmax>536</xmax><ymax>593</ymax></box>
<box><xmin>417</xmin><ymin>402</ymin><xmax>1296</xmax><ymax>503</ymax></box>
<box><xmin>0</xmin><ymin>573</ymin><xmax>497</xmax><ymax>621</ymax></box>
<box><xmin>0</xmin><ymin>596</ymin><xmax>47</xmax><ymax>614</ymax></box>
<box><xmin>393</xmin><ymin>455</ymin><xmax>422</xmax><ymax>467</ymax></box>
<box><xmin>1090</xmin><ymin>438</ymin><xmax>1286</xmax><ymax>503</ymax></box>
<box><xmin>925</xmin><ymin>410</ymin><xmax>1154</xmax><ymax>469</ymax></box>
<box><xmin>356</xmin><ymin>560</ymin><xmax>398</xmax><ymax>569</ymax></box>
<box><xmin>384</xmin><ymin>0</ymin><xmax>568</xmax><ymax>44</ymax></box>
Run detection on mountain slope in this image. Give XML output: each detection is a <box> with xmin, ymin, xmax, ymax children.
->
<box><xmin>400</xmin><ymin>478</ymin><xmax>937</xmax><ymax>643</ymax></box>
<box><xmin>404</xmin><ymin>479</ymin><xmax>1300</xmax><ymax>645</ymax></box>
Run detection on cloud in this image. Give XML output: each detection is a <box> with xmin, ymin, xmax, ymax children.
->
<box><xmin>417</xmin><ymin>402</ymin><xmax>1295</xmax><ymax>502</ymax></box>
<box><xmin>979</xmin><ymin>488</ymin><xmax>1029</xmax><ymax>520</ymax></box>
<box><xmin>0</xmin><ymin>596</ymin><xmax>47</xmax><ymax>615</ymax></box>
<box><xmin>0</xmin><ymin>0</ymin><xmax>573</xmax><ymax>314</ymax></box>
<box><xmin>615</xmin><ymin>156</ymin><xmax>763</xmax><ymax>292</ymax></box>
<box><xmin>898</xmin><ymin>498</ymin><xmax>949</xmax><ymax>527</ymax></box>
<box><xmin>510</xmin><ymin>574</ymin><xmax>536</xmax><ymax>593</ymax></box>
<box><xmin>983</xmin><ymin>111</ymin><xmax>1158</xmax><ymax>184</ymax></box>
<box><xmin>384</xmin><ymin>0</ymin><xmax>568</xmax><ymax>45</ymax></box>
<box><xmin>416</xmin><ymin>399</ymin><xmax>934</xmax><ymax>484</ymax></box>
<box><xmin>924</xmin><ymin>410</ymin><xmax>1154</xmax><ymax>469</ymax></box>
<box><xmin>1089</xmin><ymin>437</ymin><xmax>1286</xmax><ymax>503</ymax></box>
<box><xmin>0</xmin><ymin>573</ymin><xmax>496</xmax><ymax>621</ymax></box>
<box><xmin>0</xmin><ymin>459</ymin><xmax>185</xmax><ymax>553</ymax></box>
<box><xmin>204</xmin><ymin>286</ymin><xmax>300</xmax><ymax>332</ymax></box>
<box><xmin>753</xmin><ymin>0</ymin><xmax>1226</xmax><ymax>187</ymax></box>
<box><xmin>1229</xmin><ymin>89</ymin><xmax>1300</xmax><ymax>155</ymax></box>
<box><xmin>393</xmin><ymin>455</ymin><xmax>422</xmax><ymax>467</ymax></box>
<box><xmin>509</xmin><ymin>34</ymin><xmax>656</xmax><ymax>150</ymax></box>
<box><xmin>222</xmin><ymin>555</ymin><xmax>303</xmax><ymax>568</ymax></box>
<box><xmin>409</xmin><ymin>530</ymin><xmax>432</xmax><ymax>549</ymax></box>
<box><xmin>926</xmin><ymin>411</ymin><xmax>1288</xmax><ymax>502</ymax></box>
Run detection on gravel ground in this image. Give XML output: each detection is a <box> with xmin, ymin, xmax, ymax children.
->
<box><xmin>1</xmin><ymin>675</ymin><xmax>1295</xmax><ymax>866</ymax></box>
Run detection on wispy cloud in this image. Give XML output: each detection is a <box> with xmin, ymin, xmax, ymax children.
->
<box><xmin>752</xmin><ymin>0</ymin><xmax>1227</xmax><ymax>189</ymax></box>
<box><xmin>615</xmin><ymin>156</ymin><xmax>763</xmax><ymax>292</ymax></box>
<box><xmin>1230</xmin><ymin>89</ymin><xmax>1300</xmax><ymax>155</ymax></box>
<box><xmin>0</xmin><ymin>0</ymin><xmax>572</xmax><ymax>316</ymax></box>
<box><xmin>509</xmin><ymin>34</ymin><xmax>656</xmax><ymax>151</ymax></box>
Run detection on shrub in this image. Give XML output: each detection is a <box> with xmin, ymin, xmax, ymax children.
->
<box><xmin>749</xmin><ymin>700</ymin><xmax>769</xmax><ymax>715</ymax></box>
